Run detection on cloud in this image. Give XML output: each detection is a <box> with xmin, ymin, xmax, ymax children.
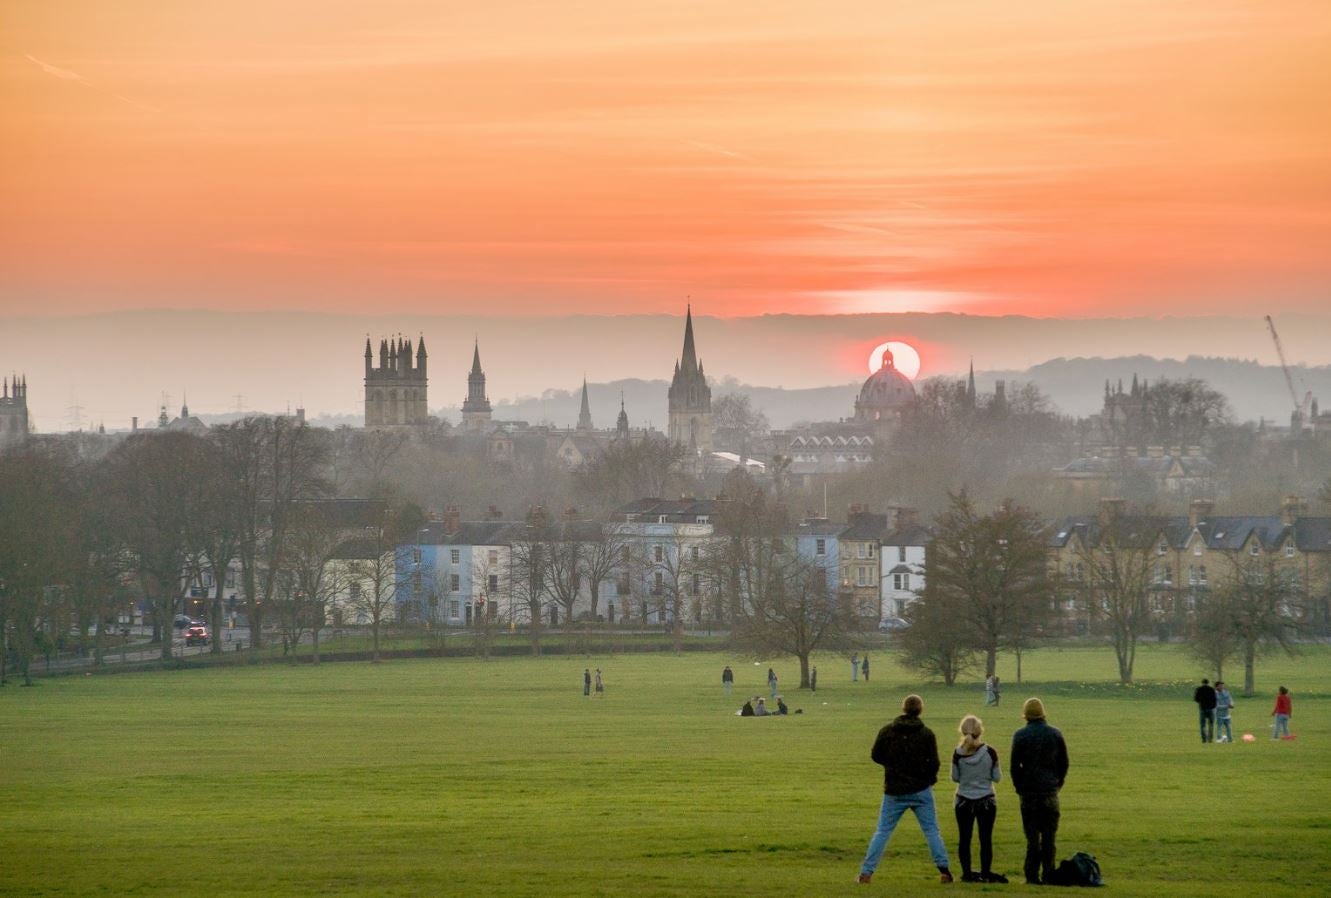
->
<box><xmin>24</xmin><ymin>53</ymin><xmax>159</xmax><ymax>112</ymax></box>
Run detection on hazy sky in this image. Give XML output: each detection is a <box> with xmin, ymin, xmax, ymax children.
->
<box><xmin>4</xmin><ymin>1</ymin><xmax>1329</xmax><ymax>319</ymax></box>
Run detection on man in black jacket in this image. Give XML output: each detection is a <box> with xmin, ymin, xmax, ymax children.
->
<box><xmin>1011</xmin><ymin>698</ymin><xmax>1070</xmax><ymax>885</ymax></box>
<box><xmin>1193</xmin><ymin>678</ymin><xmax>1217</xmax><ymax>743</ymax></box>
<box><xmin>857</xmin><ymin>695</ymin><xmax>953</xmax><ymax>884</ymax></box>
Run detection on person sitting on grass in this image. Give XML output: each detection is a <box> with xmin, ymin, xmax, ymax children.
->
<box><xmin>740</xmin><ymin>698</ymin><xmax>756</xmax><ymax>717</ymax></box>
<box><xmin>755</xmin><ymin>697</ymin><xmax>770</xmax><ymax>717</ymax></box>
<box><xmin>777</xmin><ymin>696</ymin><xmax>789</xmax><ymax>715</ymax></box>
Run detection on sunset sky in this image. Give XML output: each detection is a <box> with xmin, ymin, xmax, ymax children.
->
<box><xmin>3</xmin><ymin>1</ymin><xmax>1329</xmax><ymax>320</ymax></box>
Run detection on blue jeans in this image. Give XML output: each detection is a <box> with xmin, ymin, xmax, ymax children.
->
<box><xmin>770</xmin><ymin>681</ymin><xmax>777</xmax><ymax>697</ymax></box>
<box><xmin>1198</xmin><ymin>707</ymin><xmax>1215</xmax><ymax>742</ymax></box>
<box><xmin>860</xmin><ymin>789</ymin><xmax>950</xmax><ymax>875</ymax></box>
<box><xmin>1216</xmin><ymin>716</ymin><xmax>1232</xmax><ymax>742</ymax></box>
<box><xmin>1273</xmin><ymin>714</ymin><xmax>1290</xmax><ymax>738</ymax></box>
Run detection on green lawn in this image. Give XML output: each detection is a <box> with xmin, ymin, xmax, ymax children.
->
<box><xmin>3</xmin><ymin>645</ymin><xmax>1329</xmax><ymax>897</ymax></box>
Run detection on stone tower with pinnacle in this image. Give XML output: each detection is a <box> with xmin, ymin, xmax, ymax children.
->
<box><xmin>364</xmin><ymin>335</ymin><xmax>429</xmax><ymax>429</ymax></box>
<box><xmin>0</xmin><ymin>374</ymin><xmax>30</xmax><ymax>449</ymax></box>
<box><xmin>667</xmin><ymin>305</ymin><xmax>713</xmax><ymax>453</ymax></box>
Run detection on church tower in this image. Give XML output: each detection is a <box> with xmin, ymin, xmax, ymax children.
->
<box><xmin>461</xmin><ymin>339</ymin><xmax>493</xmax><ymax>431</ymax></box>
<box><xmin>667</xmin><ymin>305</ymin><xmax>713</xmax><ymax>453</ymax></box>
<box><xmin>576</xmin><ymin>378</ymin><xmax>594</xmax><ymax>432</ymax></box>
<box><xmin>364</xmin><ymin>334</ymin><xmax>429</xmax><ymax>429</ymax></box>
<box><xmin>0</xmin><ymin>374</ymin><xmax>30</xmax><ymax>450</ymax></box>
<box><xmin>616</xmin><ymin>393</ymin><xmax>630</xmax><ymax>439</ymax></box>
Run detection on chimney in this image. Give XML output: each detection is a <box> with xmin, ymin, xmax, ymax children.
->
<box><xmin>296</xmin><ymin>407</ymin><xmax>306</xmax><ymax>425</ymax></box>
<box><xmin>1168</xmin><ymin>445</ymin><xmax>1182</xmax><ymax>457</ymax></box>
<box><xmin>443</xmin><ymin>505</ymin><xmax>461</xmax><ymax>535</ymax></box>
<box><xmin>1186</xmin><ymin>445</ymin><xmax>1202</xmax><ymax>457</ymax></box>
<box><xmin>1147</xmin><ymin>445</ymin><xmax>1164</xmax><ymax>458</ymax></box>
<box><xmin>1188</xmin><ymin>499</ymin><xmax>1214</xmax><ymax>528</ymax></box>
<box><xmin>1280</xmin><ymin>495</ymin><xmax>1306</xmax><ymax>526</ymax></box>
<box><xmin>1103</xmin><ymin>445</ymin><xmax>1119</xmax><ymax>459</ymax></box>
<box><xmin>1098</xmin><ymin>497</ymin><xmax>1126</xmax><ymax>528</ymax></box>
<box><xmin>131</xmin><ymin>416</ymin><xmax>138</xmax><ymax>432</ymax></box>
<box><xmin>487</xmin><ymin>505</ymin><xmax>502</xmax><ymax>521</ymax></box>
<box><xmin>895</xmin><ymin>507</ymin><xmax>918</xmax><ymax>529</ymax></box>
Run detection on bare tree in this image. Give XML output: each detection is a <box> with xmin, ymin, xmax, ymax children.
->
<box><xmin>574</xmin><ymin>434</ymin><xmax>689</xmax><ymax>512</ymax></box>
<box><xmin>342</xmin><ymin>502</ymin><xmax>423</xmax><ymax>663</ymax></box>
<box><xmin>924</xmin><ymin>492</ymin><xmax>1051</xmax><ymax>677</ymax></box>
<box><xmin>279</xmin><ymin>503</ymin><xmax>345</xmax><ymax>662</ymax></box>
<box><xmin>582</xmin><ymin>524</ymin><xmax>635</xmax><ymax>622</ymax></box>
<box><xmin>1188</xmin><ymin>589</ymin><xmax>1241</xmax><ymax>682</ymax></box>
<box><xmin>898</xmin><ymin>584</ymin><xmax>977</xmax><ymax>686</ymax></box>
<box><xmin>1214</xmin><ymin>557</ymin><xmax>1302</xmax><ymax>695</ymax></box>
<box><xmin>1075</xmin><ymin>519</ymin><xmax>1156</xmax><ymax>684</ymax></box>
<box><xmin>508</xmin><ymin>509</ymin><xmax>553</xmax><ymax>654</ymax></box>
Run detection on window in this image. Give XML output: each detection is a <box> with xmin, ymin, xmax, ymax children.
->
<box><xmin>856</xmin><ymin>543</ymin><xmax>867</xmax><ymax>559</ymax></box>
<box><xmin>412</xmin><ymin>547</ymin><xmax>422</xmax><ymax>563</ymax></box>
<box><xmin>488</xmin><ymin>549</ymin><xmax>499</xmax><ymax>565</ymax></box>
<box><xmin>1249</xmin><ymin>543</ymin><xmax>1259</xmax><ymax>556</ymax></box>
<box><xmin>1154</xmin><ymin>565</ymin><xmax>1171</xmax><ymax>585</ymax></box>
<box><xmin>1285</xmin><ymin>543</ymin><xmax>1295</xmax><ymax>558</ymax></box>
<box><xmin>653</xmin><ymin>545</ymin><xmax>664</xmax><ymax>563</ymax></box>
<box><xmin>690</xmin><ymin>573</ymin><xmax>701</xmax><ymax>596</ymax></box>
<box><xmin>449</xmin><ymin>600</ymin><xmax>460</xmax><ymax>618</ymax></box>
<box><xmin>226</xmin><ymin>569</ymin><xmax>236</xmax><ymax>588</ymax></box>
<box><xmin>856</xmin><ymin>566</ymin><xmax>870</xmax><ymax>587</ymax></box>
<box><xmin>690</xmin><ymin>545</ymin><xmax>700</xmax><ymax>562</ymax></box>
<box><xmin>488</xmin><ymin>574</ymin><xmax>499</xmax><ymax>593</ymax></box>
<box><xmin>652</xmin><ymin>571</ymin><xmax>664</xmax><ymax>595</ymax></box>
<box><xmin>412</xmin><ymin>571</ymin><xmax>422</xmax><ymax>592</ymax></box>
<box><xmin>868</xmin><ymin>543</ymin><xmax>876</xmax><ymax>558</ymax></box>
<box><xmin>696</xmin><ymin>515</ymin><xmax>710</xmax><ymax>524</ymax></box>
<box><xmin>349</xmin><ymin>582</ymin><xmax>361</xmax><ymax>600</ymax></box>
<box><xmin>1193</xmin><ymin>541</ymin><xmax>1202</xmax><ymax>556</ymax></box>
<box><xmin>1157</xmin><ymin>540</ymin><xmax>1168</xmax><ymax>556</ymax></box>
<box><xmin>449</xmin><ymin>573</ymin><xmax>460</xmax><ymax>592</ymax></box>
<box><xmin>893</xmin><ymin>573</ymin><xmax>909</xmax><ymax>591</ymax></box>
<box><xmin>898</xmin><ymin>546</ymin><xmax>907</xmax><ymax>562</ymax></box>
<box><xmin>815</xmin><ymin>539</ymin><xmax>826</xmax><ymax>556</ymax></box>
<box><xmin>450</xmin><ymin>549</ymin><xmax>461</xmax><ymax>564</ymax></box>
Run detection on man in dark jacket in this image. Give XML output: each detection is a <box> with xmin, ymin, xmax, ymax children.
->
<box><xmin>857</xmin><ymin>695</ymin><xmax>953</xmax><ymax>884</ymax></box>
<box><xmin>1010</xmin><ymin>698</ymin><xmax>1069</xmax><ymax>885</ymax></box>
<box><xmin>1193</xmin><ymin>678</ymin><xmax>1217</xmax><ymax>743</ymax></box>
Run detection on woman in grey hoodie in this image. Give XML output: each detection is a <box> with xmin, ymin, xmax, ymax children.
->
<box><xmin>951</xmin><ymin>715</ymin><xmax>1007</xmax><ymax>883</ymax></box>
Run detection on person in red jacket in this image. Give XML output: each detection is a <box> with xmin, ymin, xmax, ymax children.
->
<box><xmin>1271</xmin><ymin>686</ymin><xmax>1292</xmax><ymax>739</ymax></box>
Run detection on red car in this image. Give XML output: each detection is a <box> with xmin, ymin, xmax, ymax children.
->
<box><xmin>184</xmin><ymin>624</ymin><xmax>209</xmax><ymax>647</ymax></box>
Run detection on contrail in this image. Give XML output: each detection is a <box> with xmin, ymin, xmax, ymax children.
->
<box><xmin>25</xmin><ymin>54</ymin><xmax>160</xmax><ymax>113</ymax></box>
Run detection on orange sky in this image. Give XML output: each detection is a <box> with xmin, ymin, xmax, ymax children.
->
<box><xmin>3</xmin><ymin>1</ymin><xmax>1329</xmax><ymax>318</ymax></box>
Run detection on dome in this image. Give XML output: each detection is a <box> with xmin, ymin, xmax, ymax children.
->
<box><xmin>854</xmin><ymin>348</ymin><xmax>916</xmax><ymax>422</ymax></box>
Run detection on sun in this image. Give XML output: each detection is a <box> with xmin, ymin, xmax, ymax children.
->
<box><xmin>868</xmin><ymin>341</ymin><xmax>921</xmax><ymax>380</ymax></box>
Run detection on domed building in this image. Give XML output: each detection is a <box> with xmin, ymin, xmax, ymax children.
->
<box><xmin>854</xmin><ymin>347</ymin><xmax>916</xmax><ymax>425</ymax></box>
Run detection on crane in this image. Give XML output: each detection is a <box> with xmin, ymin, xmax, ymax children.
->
<box><xmin>1265</xmin><ymin>315</ymin><xmax>1311</xmax><ymax>428</ymax></box>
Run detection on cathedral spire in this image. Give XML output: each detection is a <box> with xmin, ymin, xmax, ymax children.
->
<box><xmin>680</xmin><ymin>304</ymin><xmax>699</xmax><ymax>374</ymax></box>
<box><xmin>616</xmin><ymin>392</ymin><xmax>629</xmax><ymax>436</ymax></box>
<box><xmin>577</xmin><ymin>377</ymin><xmax>593</xmax><ymax>431</ymax></box>
<box><xmin>470</xmin><ymin>338</ymin><xmax>483</xmax><ymax>376</ymax></box>
<box><xmin>965</xmin><ymin>359</ymin><xmax>977</xmax><ymax>409</ymax></box>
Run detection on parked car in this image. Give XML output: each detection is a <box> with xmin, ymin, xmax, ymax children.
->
<box><xmin>173</xmin><ymin>614</ymin><xmax>194</xmax><ymax>630</ymax></box>
<box><xmin>878</xmin><ymin>617</ymin><xmax>910</xmax><ymax>632</ymax></box>
<box><xmin>184</xmin><ymin>624</ymin><xmax>210</xmax><ymax>646</ymax></box>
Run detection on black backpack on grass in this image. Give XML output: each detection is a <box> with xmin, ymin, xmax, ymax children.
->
<box><xmin>1047</xmin><ymin>852</ymin><xmax>1102</xmax><ymax>887</ymax></box>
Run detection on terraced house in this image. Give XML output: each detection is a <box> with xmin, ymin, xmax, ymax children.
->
<box><xmin>1049</xmin><ymin>496</ymin><xmax>1331</xmax><ymax>638</ymax></box>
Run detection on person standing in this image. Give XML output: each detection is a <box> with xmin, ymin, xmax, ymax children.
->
<box><xmin>811</xmin><ymin>666</ymin><xmax>818</xmax><ymax>693</ymax></box>
<box><xmin>1193</xmin><ymin>678</ymin><xmax>1217</xmax><ymax>743</ymax></box>
<box><xmin>722</xmin><ymin>665</ymin><xmax>734</xmax><ymax>696</ymax></box>
<box><xmin>583</xmin><ymin>668</ymin><xmax>591</xmax><ymax>697</ymax></box>
<box><xmin>952</xmin><ymin>715</ymin><xmax>1006</xmax><ymax>883</ymax></box>
<box><xmin>1272</xmin><ymin>686</ymin><xmax>1292</xmax><ymax>739</ymax></box>
<box><xmin>1010</xmin><ymin>698</ymin><xmax>1069</xmax><ymax>886</ymax></box>
<box><xmin>991</xmin><ymin>676</ymin><xmax>1001</xmax><ymax>707</ymax></box>
<box><xmin>852</xmin><ymin>653</ymin><xmax>860</xmax><ymax>682</ymax></box>
<box><xmin>1214</xmin><ymin>681</ymin><xmax>1234</xmax><ymax>743</ymax></box>
<box><xmin>857</xmin><ymin>695</ymin><xmax>954</xmax><ymax>885</ymax></box>
<box><xmin>594</xmin><ymin>668</ymin><xmax>604</xmax><ymax>698</ymax></box>
<box><xmin>984</xmin><ymin>675</ymin><xmax>996</xmax><ymax>706</ymax></box>
<box><xmin>768</xmin><ymin>667</ymin><xmax>778</xmax><ymax>698</ymax></box>
<box><xmin>862</xmin><ymin>655</ymin><xmax>871</xmax><ymax>682</ymax></box>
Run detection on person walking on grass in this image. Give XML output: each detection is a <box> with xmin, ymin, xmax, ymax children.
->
<box><xmin>594</xmin><ymin>668</ymin><xmax>604</xmax><ymax>698</ymax></box>
<box><xmin>1215</xmin><ymin>681</ymin><xmax>1234</xmax><ymax>743</ymax></box>
<box><xmin>1011</xmin><ymin>698</ymin><xmax>1069</xmax><ymax>886</ymax></box>
<box><xmin>852</xmin><ymin>653</ymin><xmax>860</xmax><ymax>682</ymax></box>
<box><xmin>583</xmin><ymin>668</ymin><xmax>591</xmax><ymax>697</ymax></box>
<box><xmin>857</xmin><ymin>694</ymin><xmax>954</xmax><ymax>885</ymax></box>
<box><xmin>722</xmin><ymin>665</ymin><xmax>734</xmax><ymax>696</ymax></box>
<box><xmin>984</xmin><ymin>675</ymin><xmax>996</xmax><ymax>706</ymax></box>
<box><xmin>952</xmin><ymin>715</ymin><xmax>1008</xmax><ymax>884</ymax></box>
<box><xmin>1272</xmin><ymin>686</ymin><xmax>1292</xmax><ymax>739</ymax></box>
<box><xmin>768</xmin><ymin>667</ymin><xmax>778</xmax><ymax>698</ymax></box>
<box><xmin>862</xmin><ymin>655</ymin><xmax>871</xmax><ymax>682</ymax></box>
<box><xmin>1194</xmin><ymin>678</ymin><xmax>1217</xmax><ymax>743</ymax></box>
<box><xmin>811</xmin><ymin>666</ymin><xmax>818</xmax><ymax>693</ymax></box>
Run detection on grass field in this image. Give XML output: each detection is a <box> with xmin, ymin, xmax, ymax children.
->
<box><xmin>3</xmin><ymin>645</ymin><xmax>1329</xmax><ymax>897</ymax></box>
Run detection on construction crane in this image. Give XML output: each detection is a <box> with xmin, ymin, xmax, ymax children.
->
<box><xmin>1265</xmin><ymin>315</ymin><xmax>1311</xmax><ymax>428</ymax></box>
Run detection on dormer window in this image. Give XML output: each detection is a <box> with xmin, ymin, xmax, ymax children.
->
<box><xmin>1157</xmin><ymin>540</ymin><xmax>1168</xmax><ymax>556</ymax></box>
<box><xmin>1285</xmin><ymin>543</ymin><xmax>1295</xmax><ymax>558</ymax></box>
<box><xmin>1249</xmin><ymin>543</ymin><xmax>1259</xmax><ymax>556</ymax></box>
